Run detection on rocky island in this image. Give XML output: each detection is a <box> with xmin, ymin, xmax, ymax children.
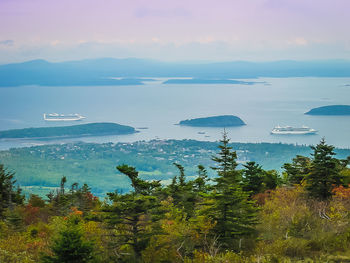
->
<box><xmin>0</xmin><ymin>122</ymin><xmax>137</xmax><ymax>139</ymax></box>
<box><xmin>305</xmin><ymin>105</ymin><xmax>350</xmax><ymax>115</ymax></box>
<box><xmin>178</xmin><ymin>115</ymin><xmax>246</xmax><ymax>127</ymax></box>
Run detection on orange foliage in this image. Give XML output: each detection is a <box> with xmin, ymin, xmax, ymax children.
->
<box><xmin>165</xmin><ymin>220</ymin><xmax>174</xmax><ymax>225</ymax></box>
<box><xmin>332</xmin><ymin>185</ymin><xmax>350</xmax><ymax>200</ymax></box>
<box><xmin>70</xmin><ymin>206</ymin><xmax>83</xmax><ymax>216</ymax></box>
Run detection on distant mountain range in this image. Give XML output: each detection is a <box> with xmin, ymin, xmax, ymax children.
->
<box><xmin>1</xmin><ymin>58</ymin><xmax>350</xmax><ymax>86</ymax></box>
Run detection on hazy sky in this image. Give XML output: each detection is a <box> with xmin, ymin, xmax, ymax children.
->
<box><xmin>0</xmin><ymin>0</ymin><xmax>349</xmax><ymax>63</ymax></box>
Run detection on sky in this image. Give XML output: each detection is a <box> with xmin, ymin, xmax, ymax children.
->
<box><xmin>0</xmin><ymin>0</ymin><xmax>350</xmax><ymax>63</ymax></box>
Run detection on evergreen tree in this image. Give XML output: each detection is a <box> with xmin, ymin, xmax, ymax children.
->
<box><xmin>105</xmin><ymin>165</ymin><xmax>163</xmax><ymax>262</ymax></box>
<box><xmin>207</xmin><ymin>132</ymin><xmax>258</xmax><ymax>250</ymax></box>
<box><xmin>28</xmin><ymin>194</ymin><xmax>46</xmax><ymax>208</ymax></box>
<box><xmin>306</xmin><ymin>138</ymin><xmax>344</xmax><ymax>200</ymax></box>
<box><xmin>168</xmin><ymin>163</ymin><xmax>185</xmax><ymax>205</ymax></box>
<box><xmin>283</xmin><ymin>155</ymin><xmax>312</xmax><ymax>185</ymax></box>
<box><xmin>211</xmin><ymin>132</ymin><xmax>240</xmax><ymax>184</ymax></box>
<box><xmin>168</xmin><ymin>174</ymin><xmax>180</xmax><ymax>202</ymax></box>
<box><xmin>242</xmin><ymin>161</ymin><xmax>265</xmax><ymax>196</ymax></box>
<box><xmin>60</xmin><ymin>176</ymin><xmax>67</xmax><ymax>195</ymax></box>
<box><xmin>47</xmin><ymin>176</ymin><xmax>70</xmax><ymax>216</ymax></box>
<box><xmin>41</xmin><ymin>216</ymin><xmax>94</xmax><ymax>263</ymax></box>
<box><xmin>168</xmin><ymin>163</ymin><xmax>188</xmax><ymax>208</ymax></box>
<box><xmin>173</xmin><ymin>162</ymin><xmax>186</xmax><ymax>187</ymax></box>
<box><xmin>117</xmin><ymin>164</ymin><xmax>161</xmax><ymax>195</ymax></box>
<box><xmin>170</xmin><ymin>163</ymin><xmax>200</xmax><ymax>218</ymax></box>
<box><xmin>263</xmin><ymin>169</ymin><xmax>280</xmax><ymax>190</ymax></box>
<box><xmin>0</xmin><ymin>164</ymin><xmax>24</xmax><ymax>218</ymax></box>
<box><xmin>193</xmin><ymin>165</ymin><xmax>210</xmax><ymax>193</ymax></box>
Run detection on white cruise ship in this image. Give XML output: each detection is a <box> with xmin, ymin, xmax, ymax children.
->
<box><xmin>271</xmin><ymin>125</ymin><xmax>317</xmax><ymax>135</ymax></box>
<box><xmin>43</xmin><ymin>113</ymin><xmax>86</xmax><ymax>121</ymax></box>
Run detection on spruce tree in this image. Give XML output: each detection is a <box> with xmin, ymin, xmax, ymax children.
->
<box><xmin>263</xmin><ymin>169</ymin><xmax>280</xmax><ymax>190</ymax></box>
<box><xmin>242</xmin><ymin>161</ymin><xmax>265</xmax><ymax>196</ymax></box>
<box><xmin>170</xmin><ymin>163</ymin><xmax>200</xmax><ymax>218</ymax></box>
<box><xmin>193</xmin><ymin>165</ymin><xmax>210</xmax><ymax>193</ymax></box>
<box><xmin>0</xmin><ymin>164</ymin><xmax>24</xmax><ymax>218</ymax></box>
<box><xmin>117</xmin><ymin>164</ymin><xmax>161</xmax><ymax>195</ymax></box>
<box><xmin>105</xmin><ymin>165</ymin><xmax>163</xmax><ymax>262</ymax></box>
<box><xmin>283</xmin><ymin>155</ymin><xmax>312</xmax><ymax>185</ymax></box>
<box><xmin>41</xmin><ymin>217</ymin><xmax>94</xmax><ymax>263</ymax></box>
<box><xmin>306</xmin><ymin>138</ymin><xmax>343</xmax><ymax>200</ymax></box>
<box><xmin>208</xmin><ymin>132</ymin><xmax>258</xmax><ymax>250</ymax></box>
<box><xmin>211</xmin><ymin>132</ymin><xmax>240</xmax><ymax>184</ymax></box>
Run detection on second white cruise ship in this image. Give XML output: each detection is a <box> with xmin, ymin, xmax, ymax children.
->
<box><xmin>43</xmin><ymin>113</ymin><xmax>86</xmax><ymax>121</ymax></box>
<box><xmin>271</xmin><ymin>125</ymin><xmax>317</xmax><ymax>135</ymax></box>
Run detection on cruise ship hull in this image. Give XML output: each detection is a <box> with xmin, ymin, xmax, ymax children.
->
<box><xmin>271</xmin><ymin>126</ymin><xmax>317</xmax><ymax>135</ymax></box>
<box><xmin>271</xmin><ymin>130</ymin><xmax>317</xmax><ymax>135</ymax></box>
<box><xmin>43</xmin><ymin>113</ymin><xmax>86</xmax><ymax>121</ymax></box>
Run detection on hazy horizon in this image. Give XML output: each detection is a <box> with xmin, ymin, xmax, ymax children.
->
<box><xmin>3</xmin><ymin>57</ymin><xmax>350</xmax><ymax>66</ymax></box>
<box><xmin>1</xmin><ymin>0</ymin><xmax>350</xmax><ymax>64</ymax></box>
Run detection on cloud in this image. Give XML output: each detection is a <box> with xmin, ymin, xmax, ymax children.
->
<box><xmin>262</xmin><ymin>0</ymin><xmax>311</xmax><ymax>11</ymax></box>
<box><xmin>134</xmin><ymin>7</ymin><xmax>190</xmax><ymax>18</ymax></box>
<box><xmin>288</xmin><ymin>37</ymin><xmax>308</xmax><ymax>46</ymax></box>
<box><xmin>0</xmin><ymin>40</ymin><xmax>14</xmax><ymax>46</ymax></box>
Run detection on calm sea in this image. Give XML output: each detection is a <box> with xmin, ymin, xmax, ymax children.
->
<box><xmin>0</xmin><ymin>77</ymin><xmax>350</xmax><ymax>149</ymax></box>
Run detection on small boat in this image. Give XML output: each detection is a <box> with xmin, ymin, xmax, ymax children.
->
<box><xmin>43</xmin><ymin>113</ymin><xmax>86</xmax><ymax>121</ymax></box>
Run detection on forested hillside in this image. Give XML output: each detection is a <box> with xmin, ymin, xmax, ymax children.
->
<box><xmin>1</xmin><ymin>136</ymin><xmax>350</xmax><ymax>262</ymax></box>
<box><xmin>2</xmin><ymin>139</ymin><xmax>350</xmax><ymax>196</ymax></box>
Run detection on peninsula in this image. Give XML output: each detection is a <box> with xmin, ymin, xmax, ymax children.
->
<box><xmin>178</xmin><ymin>115</ymin><xmax>246</xmax><ymax>127</ymax></box>
<box><xmin>305</xmin><ymin>105</ymin><xmax>350</xmax><ymax>115</ymax></box>
<box><xmin>0</xmin><ymin>122</ymin><xmax>137</xmax><ymax>139</ymax></box>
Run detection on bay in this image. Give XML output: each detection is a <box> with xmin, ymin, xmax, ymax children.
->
<box><xmin>0</xmin><ymin>77</ymin><xmax>350</xmax><ymax>149</ymax></box>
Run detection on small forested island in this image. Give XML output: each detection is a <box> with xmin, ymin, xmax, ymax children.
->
<box><xmin>163</xmin><ymin>78</ymin><xmax>257</xmax><ymax>85</ymax></box>
<box><xmin>179</xmin><ymin>115</ymin><xmax>246</xmax><ymax>127</ymax></box>
<box><xmin>305</xmin><ymin>105</ymin><xmax>350</xmax><ymax>115</ymax></box>
<box><xmin>0</xmin><ymin>122</ymin><xmax>136</xmax><ymax>139</ymax></box>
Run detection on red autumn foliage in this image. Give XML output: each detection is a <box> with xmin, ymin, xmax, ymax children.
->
<box><xmin>23</xmin><ymin>204</ymin><xmax>40</xmax><ymax>225</ymax></box>
<box><xmin>85</xmin><ymin>192</ymin><xmax>98</xmax><ymax>202</ymax></box>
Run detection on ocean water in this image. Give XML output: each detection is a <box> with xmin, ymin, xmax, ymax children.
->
<box><xmin>0</xmin><ymin>77</ymin><xmax>350</xmax><ymax>150</ymax></box>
